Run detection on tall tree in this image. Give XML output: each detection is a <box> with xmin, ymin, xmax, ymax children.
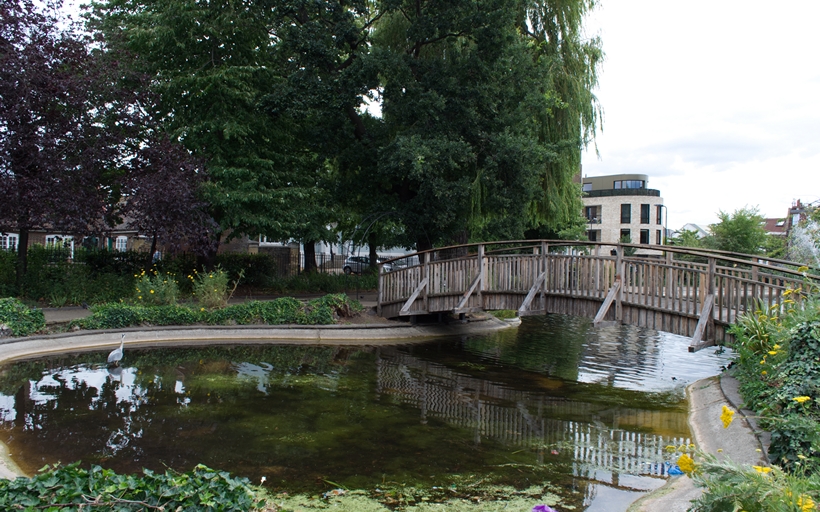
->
<box><xmin>88</xmin><ymin>0</ymin><xmax>332</xmax><ymax>253</ymax></box>
<box><xmin>0</xmin><ymin>0</ymin><xmax>131</xmax><ymax>287</ymax></box>
<box><xmin>706</xmin><ymin>206</ymin><xmax>769</xmax><ymax>255</ymax></box>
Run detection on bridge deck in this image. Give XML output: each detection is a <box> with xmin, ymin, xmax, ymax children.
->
<box><xmin>378</xmin><ymin>241</ymin><xmax>817</xmax><ymax>347</ymax></box>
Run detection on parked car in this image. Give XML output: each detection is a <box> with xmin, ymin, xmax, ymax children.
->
<box><xmin>343</xmin><ymin>256</ymin><xmax>393</xmax><ymax>274</ymax></box>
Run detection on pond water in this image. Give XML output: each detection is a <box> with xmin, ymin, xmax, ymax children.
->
<box><xmin>0</xmin><ymin>315</ymin><xmax>732</xmax><ymax>510</ymax></box>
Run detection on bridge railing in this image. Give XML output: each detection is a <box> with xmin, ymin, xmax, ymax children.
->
<box><xmin>378</xmin><ymin>240</ymin><xmax>819</xmax><ymax>344</ymax></box>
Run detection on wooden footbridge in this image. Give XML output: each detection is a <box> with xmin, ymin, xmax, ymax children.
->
<box><xmin>378</xmin><ymin>241</ymin><xmax>819</xmax><ymax>350</ymax></box>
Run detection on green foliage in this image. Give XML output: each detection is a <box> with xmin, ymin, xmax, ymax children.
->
<box><xmin>0</xmin><ymin>462</ymin><xmax>263</xmax><ymax>511</ymax></box>
<box><xmin>191</xmin><ymin>267</ymin><xmax>233</xmax><ymax>309</ymax></box>
<box><xmin>0</xmin><ymin>297</ymin><xmax>46</xmax><ymax>336</ymax></box>
<box><xmin>692</xmin><ymin>455</ymin><xmax>820</xmax><ymax>512</ymax></box>
<box><xmin>214</xmin><ymin>253</ymin><xmax>277</xmax><ymax>287</ymax></box>
<box><xmin>706</xmin><ymin>206</ymin><xmax>770</xmax><ymax>256</ymax></box>
<box><xmin>728</xmin><ymin>291</ymin><xmax>820</xmax><ymax>474</ymax></box>
<box><xmin>69</xmin><ymin>295</ymin><xmax>363</xmax><ymax>330</ymax></box>
<box><xmin>0</xmin><ymin>249</ymin><xmax>15</xmax><ymax>297</ymax></box>
<box><xmin>133</xmin><ymin>269</ymin><xmax>180</xmax><ymax>306</ymax></box>
<box><xmin>266</xmin><ymin>272</ymin><xmax>378</xmax><ymax>294</ymax></box>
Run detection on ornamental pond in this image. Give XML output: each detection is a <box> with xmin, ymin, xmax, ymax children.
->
<box><xmin>0</xmin><ymin>315</ymin><xmax>732</xmax><ymax>510</ymax></box>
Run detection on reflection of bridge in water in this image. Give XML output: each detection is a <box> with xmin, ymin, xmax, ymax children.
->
<box><xmin>375</xmin><ymin>347</ymin><xmax>689</xmax><ymax>482</ymax></box>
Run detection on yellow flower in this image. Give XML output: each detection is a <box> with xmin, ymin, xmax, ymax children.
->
<box><xmin>665</xmin><ymin>445</ymin><xmax>676</xmax><ymax>453</ymax></box>
<box><xmin>761</xmin><ymin>371</ymin><xmax>767</xmax><ymax>375</ymax></box>
<box><xmin>200</xmin><ymin>307</ymin><xmax>205</xmax><ymax>312</ymax></box>
<box><xmin>752</xmin><ymin>465</ymin><xmax>771</xmax><ymax>474</ymax></box>
<box><xmin>721</xmin><ymin>405</ymin><xmax>735</xmax><ymax>429</ymax></box>
<box><xmin>150</xmin><ymin>290</ymin><xmax>155</xmax><ymax>294</ymax></box>
<box><xmin>760</xmin><ymin>359</ymin><xmax>766</xmax><ymax>365</ymax></box>
<box><xmin>784</xmin><ymin>288</ymin><xmax>793</xmax><ymax>297</ymax></box>
<box><xmin>768</xmin><ymin>351</ymin><xmax>778</xmax><ymax>355</ymax></box>
<box><xmin>798</xmin><ymin>495</ymin><xmax>815</xmax><ymax>512</ymax></box>
<box><xmin>773</xmin><ymin>344</ymin><xmax>781</xmax><ymax>349</ymax></box>
<box><xmin>793</xmin><ymin>396</ymin><xmax>811</xmax><ymax>404</ymax></box>
<box><xmin>677</xmin><ymin>453</ymin><xmax>696</xmax><ymax>475</ymax></box>
<box><xmin>138</xmin><ymin>296</ymin><xmax>142</xmax><ymax>299</ymax></box>
<box><xmin>798</xmin><ymin>266</ymin><xmax>809</xmax><ymax>273</ymax></box>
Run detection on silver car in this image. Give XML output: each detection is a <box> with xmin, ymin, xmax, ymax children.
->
<box><xmin>343</xmin><ymin>256</ymin><xmax>393</xmax><ymax>274</ymax></box>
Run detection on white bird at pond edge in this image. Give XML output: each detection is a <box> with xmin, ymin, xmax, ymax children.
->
<box><xmin>108</xmin><ymin>334</ymin><xmax>125</xmax><ymax>366</ymax></box>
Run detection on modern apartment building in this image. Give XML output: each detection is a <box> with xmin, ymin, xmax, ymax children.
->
<box><xmin>581</xmin><ymin>173</ymin><xmax>665</xmax><ymax>255</ymax></box>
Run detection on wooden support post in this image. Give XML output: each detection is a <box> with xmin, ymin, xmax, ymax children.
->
<box><xmin>594</xmin><ymin>279</ymin><xmax>621</xmax><ymax>327</ymax></box>
<box><xmin>707</xmin><ymin>257</ymin><xmax>716</xmax><ymax>340</ymax></box>
<box><xmin>453</xmin><ymin>273</ymin><xmax>482</xmax><ymax>313</ymax></box>
<box><xmin>518</xmin><ymin>272</ymin><xmax>547</xmax><ymax>316</ymax></box>
<box><xmin>423</xmin><ymin>251</ymin><xmax>430</xmax><ymax>312</ymax></box>
<box><xmin>540</xmin><ymin>241</ymin><xmax>548</xmax><ymax>312</ymax></box>
<box><xmin>400</xmin><ymin>277</ymin><xmax>429</xmax><ymax>316</ymax></box>
<box><xmin>477</xmin><ymin>244</ymin><xmax>485</xmax><ymax>308</ymax></box>
<box><xmin>689</xmin><ymin>294</ymin><xmax>715</xmax><ymax>352</ymax></box>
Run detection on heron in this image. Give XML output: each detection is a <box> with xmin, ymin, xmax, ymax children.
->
<box><xmin>108</xmin><ymin>334</ymin><xmax>125</xmax><ymax>366</ymax></box>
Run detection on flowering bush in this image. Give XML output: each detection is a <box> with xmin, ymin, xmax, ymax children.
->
<box><xmin>133</xmin><ymin>269</ymin><xmax>179</xmax><ymax>306</ymax></box>
<box><xmin>189</xmin><ymin>267</ymin><xmax>235</xmax><ymax>309</ymax></box>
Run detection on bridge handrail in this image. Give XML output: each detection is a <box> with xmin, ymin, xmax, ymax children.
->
<box><xmin>379</xmin><ymin>240</ymin><xmax>819</xmax><ymax>280</ymax></box>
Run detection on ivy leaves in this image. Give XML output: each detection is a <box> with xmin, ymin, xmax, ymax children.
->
<box><xmin>0</xmin><ymin>462</ymin><xmax>262</xmax><ymax>511</ymax></box>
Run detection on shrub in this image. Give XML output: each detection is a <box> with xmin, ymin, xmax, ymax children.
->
<box><xmin>0</xmin><ymin>249</ymin><xmax>15</xmax><ymax>297</ymax></box>
<box><xmin>69</xmin><ymin>294</ymin><xmax>362</xmax><ymax>330</ymax></box>
<box><xmin>133</xmin><ymin>269</ymin><xmax>179</xmax><ymax>306</ymax></box>
<box><xmin>692</xmin><ymin>456</ymin><xmax>820</xmax><ymax>512</ymax></box>
<box><xmin>0</xmin><ymin>462</ymin><xmax>263</xmax><ymax>511</ymax></box>
<box><xmin>190</xmin><ymin>267</ymin><xmax>234</xmax><ymax>309</ymax></box>
<box><xmin>0</xmin><ymin>297</ymin><xmax>46</xmax><ymax>336</ymax></box>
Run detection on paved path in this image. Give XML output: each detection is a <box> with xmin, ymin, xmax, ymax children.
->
<box><xmin>628</xmin><ymin>373</ymin><xmax>770</xmax><ymax>512</ymax></box>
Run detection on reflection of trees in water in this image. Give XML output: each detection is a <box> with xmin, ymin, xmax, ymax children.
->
<box><xmin>0</xmin><ymin>340</ymin><xmax>689</xmax><ymax>494</ymax></box>
<box><xmin>376</xmin><ymin>347</ymin><xmax>689</xmax><ymax>479</ymax></box>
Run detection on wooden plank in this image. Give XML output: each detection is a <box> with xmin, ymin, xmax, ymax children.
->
<box><xmin>689</xmin><ymin>293</ymin><xmax>715</xmax><ymax>351</ymax></box>
<box><xmin>518</xmin><ymin>272</ymin><xmax>547</xmax><ymax>316</ymax></box>
<box><xmin>593</xmin><ymin>279</ymin><xmax>621</xmax><ymax>326</ymax></box>
<box><xmin>454</xmin><ymin>273</ymin><xmax>483</xmax><ymax>313</ymax></box>
<box><xmin>400</xmin><ymin>277</ymin><xmax>429</xmax><ymax>315</ymax></box>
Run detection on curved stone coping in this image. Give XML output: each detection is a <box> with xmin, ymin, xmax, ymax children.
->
<box><xmin>0</xmin><ymin>315</ymin><xmax>519</xmax><ymax>479</ymax></box>
<box><xmin>627</xmin><ymin>375</ymin><xmax>768</xmax><ymax>512</ymax></box>
<box><xmin>0</xmin><ymin>316</ymin><xmax>519</xmax><ymax>365</ymax></box>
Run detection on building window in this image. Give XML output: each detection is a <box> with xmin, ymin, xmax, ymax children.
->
<box><xmin>584</xmin><ymin>205</ymin><xmax>601</xmax><ymax>224</ymax></box>
<box><xmin>45</xmin><ymin>235</ymin><xmax>74</xmax><ymax>258</ymax></box>
<box><xmin>614</xmin><ymin>180</ymin><xmax>645</xmax><ymax>189</ymax></box>
<box><xmin>656</xmin><ymin>205</ymin><xmax>663</xmax><ymax>225</ymax></box>
<box><xmin>587</xmin><ymin>230</ymin><xmax>600</xmax><ymax>242</ymax></box>
<box><xmin>640</xmin><ymin>229</ymin><xmax>650</xmax><ymax>244</ymax></box>
<box><xmin>582</xmin><ymin>183</ymin><xmax>592</xmax><ymax>192</ymax></box>
<box><xmin>619</xmin><ymin>228</ymin><xmax>631</xmax><ymax>243</ymax></box>
<box><xmin>115</xmin><ymin>236</ymin><xmax>127</xmax><ymax>252</ymax></box>
<box><xmin>620</xmin><ymin>204</ymin><xmax>631</xmax><ymax>223</ymax></box>
<box><xmin>640</xmin><ymin>204</ymin><xmax>650</xmax><ymax>224</ymax></box>
<box><xmin>0</xmin><ymin>233</ymin><xmax>18</xmax><ymax>251</ymax></box>
<box><xmin>656</xmin><ymin>230</ymin><xmax>663</xmax><ymax>245</ymax></box>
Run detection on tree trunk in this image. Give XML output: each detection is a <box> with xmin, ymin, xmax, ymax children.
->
<box><xmin>368</xmin><ymin>232</ymin><xmax>379</xmax><ymax>274</ymax></box>
<box><xmin>148</xmin><ymin>231</ymin><xmax>158</xmax><ymax>267</ymax></box>
<box><xmin>416</xmin><ymin>237</ymin><xmax>433</xmax><ymax>253</ymax></box>
<box><xmin>303</xmin><ymin>240</ymin><xmax>318</xmax><ymax>273</ymax></box>
<box><xmin>15</xmin><ymin>227</ymin><xmax>29</xmax><ymax>293</ymax></box>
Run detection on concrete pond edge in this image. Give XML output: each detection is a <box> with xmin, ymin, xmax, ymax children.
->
<box><xmin>0</xmin><ymin>315</ymin><xmax>521</xmax><ymax>479</ymax></box>
<box><xmin>627</xmin><ymin>374</ymin><xmax>769</xmax><ymax>512</ymax></box>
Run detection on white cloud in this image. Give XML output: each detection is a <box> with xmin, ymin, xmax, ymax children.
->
<box><xmin>582</xmin><ymin>0</ymin><xmax>820</xmax><ymax>227</ymax></box>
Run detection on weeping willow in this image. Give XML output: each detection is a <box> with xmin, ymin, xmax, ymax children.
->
<box><xmin>522</xmin><ymin>0</ymin><xmax>602</xmax><ymax>231</ymax></box>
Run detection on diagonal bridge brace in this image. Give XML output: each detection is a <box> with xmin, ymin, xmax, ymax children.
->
<box><xmin>518</xmin><ymin>272</ymin><xmax>547</xmax><ymax>317</ymax></box>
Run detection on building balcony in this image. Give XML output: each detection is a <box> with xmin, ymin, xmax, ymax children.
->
<box><xmin>584</xmin><ymin>188</ymin><xmax>661</xmax><ymax>198</ymax></box>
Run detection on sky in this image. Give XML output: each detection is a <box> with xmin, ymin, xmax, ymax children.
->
<box><xmin>580</xmin><ymin>0</ymin><xmax>820</xmax><ymax>230</ymax></box>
